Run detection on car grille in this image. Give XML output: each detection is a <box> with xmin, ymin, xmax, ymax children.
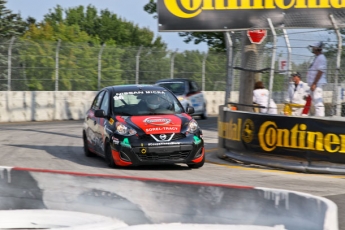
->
<box><xmin>136</xmin><ymin>151</ymin><xmax>190</xmax><ymax>161</ymax></box>
<box><xmin>140</xmin><ymin>133</ymin><xmax>185</xmax><ymax>141</ymax></box>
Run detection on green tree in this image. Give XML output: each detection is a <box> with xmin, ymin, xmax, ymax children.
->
<box><xmin>0</xmin><ymin>0</ymin><xmax>26</xmax><ymax>38</ymax></box>
<box><xmin>20</xmin><ymin>22</ymin><xmax>124</xmax><ymax>90</ymax></box>
<box><xmin>0</xmin><ymin>0</ymin><xmax>26</xmax><ymax>90</ymax></box>
<box><xmin>43</xmin><ymin>4</ymin><xmax>167</xmax><ymax>48</ymax></box>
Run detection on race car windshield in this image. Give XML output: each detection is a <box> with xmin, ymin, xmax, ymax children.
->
<box><xmin>113</xmin><ymin>91</ymin><xmax>183</xmax><ymax>116</ymax></box>
<box><xmin>157</xmin><ymin>82</ymin><xmax>185</xmax><ymax>95</ymax></box>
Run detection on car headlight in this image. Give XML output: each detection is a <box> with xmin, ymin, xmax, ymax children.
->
<box><xmin>187</xmin><ymin>119</ymin><xmax>199</xmax><ymax>133</ymax></box>
<box><xmin>115</xmin><ymin>122</ymin><xmax>137</xmax><ymax>136</ymax></box>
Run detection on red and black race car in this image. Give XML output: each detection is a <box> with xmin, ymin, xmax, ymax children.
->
<box><xmin>82</xmin><ymin>84</ymin><xmax>205</xmax><ymax>168</ymax></box>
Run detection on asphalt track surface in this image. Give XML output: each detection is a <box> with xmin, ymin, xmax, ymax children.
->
<box><xmin>0</xmin><ymin>116</ymin><xmax>345</xmax><ymax>229</ymax></box>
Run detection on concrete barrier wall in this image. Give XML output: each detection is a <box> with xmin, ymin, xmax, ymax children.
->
<box><xmin>0</xmin><ymin>167</ymin><xmax>338</xmax><ymax>230</ymax></box>
<box><xmin>2</xmin><ymin>90</ymin><xmax>334</xmax><ymax>123</ymax></box>
<box><xmin>0</xmin><ymin>91</ymin><xmax>97</xmax><ymax>123</ymax></box>
<box><xmin>0</xmin><ymin>91</ymin><xmax>228</xmax><ymax>123</ymax></box>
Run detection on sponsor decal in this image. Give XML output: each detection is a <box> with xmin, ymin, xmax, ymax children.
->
<box><xmin>218</xmin><ymin>118</ymin><xmax>242</xmax><ymax>141</ymax></box>
<box><xmin>109</xmin><ymin>118</ymin><xmax>114</xmax><ymax>125</ymax></box>
<box><xmin>111</xmin><ymin>137</ymin><xmax>120</xmax><ymax>145</ymax></box>
<box><xmin>114</xmin><ymin>91</ymin><xmax>165</xmax><ymax>96</ymax></box>
<box><xmin>112</xmin><ymin>137</ymin><xmax>119</xmax><ymax>145</ymax></box>
<box><xmin>148</xmin><ymin>142</ymin><xmax>181</xmax><ymax>146</ymax></box>
<box><xmin>121</xmin><ymin>138</ymin><xmax>131</xmax><ymax>148</ymax></box>
<box><xmin>145</xmin><ymin>127</ymin><xmax>179</xmax><ymax>132</ymax></box>
<box><xmin>113</xmin><ymin>95</ymin><xmax>124</xmax><ymax>100</ymax></box>
<box><xmin>163</xmin><ymin>0</ymin><xmax>345</xmax><ymax>19</ymax></box>
<box><xmin>258</xmin><ymin>121</ymin><xmax>345</xmax><ymax>153</ymax></box>
<box><xmin>219</xmin><ymin>118</ymin><xmax>345</xmax><ymax>153</ymax></box>
<box><xmin>131</xmin><ymin>115</ymin><xmax>182</xmax><ymax>134</ymax></box>
<box><xmin>193</xmin><ymin>136</ymin><xmax>201</xmax><ymax>145</ymax></box>
<box><xmin>144</xmin><ymin>117</ymin><xmax>171</xmax><ymax>126</ymax></box>
<box><xmin>144</xmin><ymin>91</ymin><xmax>165</xmax><ymax>94</ymax></box>
<box><xmin>242</xmin><ymin>119</ymin><xmax>254</xmax><ymax>144</ymax></box>
<box><xmin>115</xmin><ymin>91</ymin><xmax>144</xmax><ymax>95</ymax></box>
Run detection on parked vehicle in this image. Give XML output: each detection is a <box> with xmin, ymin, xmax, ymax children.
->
<box><xmin>155</xmin><ymin>78</ymin><xmax>208</xmax><ymax>119</ymax></box>
<box><xmin>83</xmin><ymin>84</ymin><xmax>205</xmax><ymax>168</ymax></box>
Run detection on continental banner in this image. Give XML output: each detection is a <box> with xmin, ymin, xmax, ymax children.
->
<box><xmin>218</xmin><ymin>111</ymin><xmax>345</xmax><ymax>163</ymax></box>
<box><xmin>158</xmin><ymin>0</ymin><xmax>345</xmax><ymax>31</ymax></box>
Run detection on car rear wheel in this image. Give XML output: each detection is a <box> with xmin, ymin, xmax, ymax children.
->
<box><xmin>200</xmin><ymin>103</ymin><xmax>208</xmax><ymax>120</ymax></box>
<box><xmin>105</xmin><ymin>143</ymin><xmax>116</xmax><ymax>168</ymax></box>
<box><xmin>187</xmin><ymin>154</ymin><xmax>205</xmax><ymax>169</ymax></box>
<box><xmin>83</xmin><ymin>132</ymin><xmax>94</xmax><ymax>157</ymax></box>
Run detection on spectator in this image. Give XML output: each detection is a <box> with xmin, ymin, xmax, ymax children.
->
<box><xmin>253</xmin><ymin>81</ymin><xmax>278</xmax><ymax>114</ymax></box>
<box><xmin>306</xmin><ymin>41</ymin><xmax>327</xmax><ymax>117</ymax></box>
<box><xmin>285</xmin><ymin>72</ymin><xmax>310</xmax><ymax>116</ymax></box>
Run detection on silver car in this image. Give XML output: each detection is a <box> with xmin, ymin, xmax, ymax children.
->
<box><xmin>155</xmin><ymin>78</ymin><xmax>207</xmax><ymax>119</ymax></box>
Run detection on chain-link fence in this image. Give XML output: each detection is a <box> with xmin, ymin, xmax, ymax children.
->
<box><xmin>0</xmin><ymin>38</ymin><xmax>227</xmax><ymax>92</ymax></box>
<box><xmin>1</xmin><ymin>28</ymin><xmax>345</xmax><ymax>116</ymax></box>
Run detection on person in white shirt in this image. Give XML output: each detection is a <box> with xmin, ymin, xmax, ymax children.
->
<box><xmin>285</xmin><ymin>72</ymin><xmax>310</xmax><ymax>116</ymax></box>
<box><xmin>253</xmin><ymin>81</ymin><xmax>277</xmax><ymax>114</ymax></box>
<box><xmin>306</xmin><ymin>41</ymin><xmax>327</xmax><ymax>117</ymax></box>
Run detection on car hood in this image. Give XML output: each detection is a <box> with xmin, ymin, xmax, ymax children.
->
<box><xmin>129</xmin><ymin>115</ymin><xmax>185</xmax><ymax>135</ymax></box>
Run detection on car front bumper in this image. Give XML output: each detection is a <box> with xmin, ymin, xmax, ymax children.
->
<box><xmin>111</xmin><ymin>134</ymin><xmax>204</xmax><ymax>166</ymax></box>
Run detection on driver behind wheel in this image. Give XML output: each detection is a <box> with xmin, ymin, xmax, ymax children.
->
<box><xmin>145</xmin><ymin>94</ymin><xmax>163</xmax><ymax>110</ymax></box>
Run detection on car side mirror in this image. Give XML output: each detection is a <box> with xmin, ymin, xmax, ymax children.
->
<box><xmin>186</xmin><ymin>106</ymin><xmax>195</xmax><ymax>114</ymax></box>
<box><xmin>94</xmin><ymin>109</ymin><xmax>107</xmax><ymax>118</ymax></box>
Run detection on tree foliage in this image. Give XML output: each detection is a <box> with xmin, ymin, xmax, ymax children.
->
<box><xmin>0</xmin><ymin>0</ymin><xmax>26</xmax><ymax>38</ymax></box>
<box><xmin>43</xmin><ymin>4</ymin><xmax>166</xmax><ymax>48</ymax></box>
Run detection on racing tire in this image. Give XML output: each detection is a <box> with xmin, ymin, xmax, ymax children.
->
<box><xmin>200</xmin><ymin>103</ymin><xmax>208</xmax><ymax>120</ymax></box>
<box><xmin>187</xmin><ymin>154</ymin><xmax>205</xmax><ymax>169</ymax></box>
<box><xmin>105</xmin><ymin>143</ymin><xmax>117</xmax><ymax>168</ymax></box>
<box><xmin>83</xmin><ymin>132</ymin><xmax>94</xmax><ymax>157</ymax></box>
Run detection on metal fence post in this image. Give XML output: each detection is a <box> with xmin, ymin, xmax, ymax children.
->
<box><xmin>267</xmin><ymin>18</ymin><xmax>277</xmax><ymax>113</ymax></box>
<box><xmin>7</xmin><ymin>36</ymin><xmax>15</xmax><ymax>91</ymax></box>
<box><xmin>170</xmin><ymin>49</ymin><xmax>178</xmax><ymax>79</ymax></box>
<box><xmin>224</xmin><ymin>31</ymin><xmax>233</xmax><ymax>104</ymax></box>
<box><xmin>282</xmin><ymin>29</ymin><xmax>292</xmax><ymax>102</ymax></box>
<box><xmin>135</xmin><ymin>46</ymin><xmax>143</xmax><ymax>84</ymax></box>
<box><xmin>98</xmin><ymin>43</ymin><xmax>106</xmax><ymax>90</ymax></box>
<box><xmin>330</xmin><ymin>14</ymin><xmax>342</xmax><ymax>117</ymax></box>
<box><xmin>202</xmin><ymin>53</ymin><xmax>208</xmax><ymax>91</ymax></box>
<box><xmin>55</xmin><ymin>39</ymin><xmax>61</xmax><ymax>91</ymax></box>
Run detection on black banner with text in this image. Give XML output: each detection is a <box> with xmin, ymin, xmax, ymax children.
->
<box><xmin>158</xmin><ymin>0</ymin><xmax>345</xmax><ymax>31</ymax></box>
<box><xmin>219</xmin><ymin>111</ymin><xmax>345</xmax><ymax>163</ymax></box>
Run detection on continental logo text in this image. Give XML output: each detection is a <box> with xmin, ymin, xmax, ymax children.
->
<box><xmin>164</xmin><ymin>0</ymin><xmax>345</xmax><ymax>18</ymax></box>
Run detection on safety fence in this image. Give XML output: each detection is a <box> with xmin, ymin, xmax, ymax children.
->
<box><xmin>0</xmin><ymin>28</ymin><xmax>345</xmax><ymax>116</ymax></box>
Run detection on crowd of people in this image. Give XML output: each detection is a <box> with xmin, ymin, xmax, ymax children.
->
<box><xmin>252</xmin><ymin>41</ymin><xmax>327</xmax><ymax>117</ymax></box>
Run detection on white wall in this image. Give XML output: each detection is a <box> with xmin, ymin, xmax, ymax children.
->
<box><xmin>0</xmin><ymin>91</ymin><xmax>97</xmax><ymax>122</ymax></box>
<box><xmin>0</xmin><ymin>91</ymin><xmax>227</xmax><ymax>123</ymax></box>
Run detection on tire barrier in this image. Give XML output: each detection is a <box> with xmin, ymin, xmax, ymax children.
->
<box><xmin>0</xmin><ymin>167</ymin><xmax>338</xmax><ymax>230</ymax></box>
<box><xmin>218</xmin><ymin>105</ymin><xmax>345</xmax><ymax>174</ymax></box>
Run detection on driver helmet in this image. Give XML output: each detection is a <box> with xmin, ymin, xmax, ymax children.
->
<box><xmin>146</xmin><ymin>94</ymin><xmax>161</xmax><ymax>110</ymax></box>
